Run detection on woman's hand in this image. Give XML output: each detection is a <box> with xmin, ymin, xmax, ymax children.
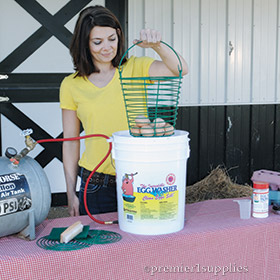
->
<box><xmin>133</xmin><ymin>28</ymin><xmax>188</xmax><ymax>77</ymax></box>
<box><xmin>133</xmin><ymin>29</ymin><xmax>162</xmax><ymax>48</ymax></box>
<box><xmin>67</xmin><ymin>192</ymin><xmax>80</xmax><ymax>216</ymax></box>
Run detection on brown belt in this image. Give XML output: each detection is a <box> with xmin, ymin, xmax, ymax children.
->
<box><xmin>81</xmin><ymin>168</ymin><xmax>116</xmax><ymax>187</ymax></box>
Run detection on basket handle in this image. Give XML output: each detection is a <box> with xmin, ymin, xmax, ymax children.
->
<box><xmin>118</xmin><ymin>40</ymin><xmax>183</xmax><ymax>76</ymax></box>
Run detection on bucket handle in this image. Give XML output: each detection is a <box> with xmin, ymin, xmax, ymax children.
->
<box><xmin>118</xmin><ymin>40</ymin><xmax>183</xmax><ymax>76</ymax></box>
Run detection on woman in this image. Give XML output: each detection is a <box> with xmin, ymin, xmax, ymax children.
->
<box><xmin>60</xmin><ymin>5</ymin><xmax>188</xmax><ymax>216</ymax></box>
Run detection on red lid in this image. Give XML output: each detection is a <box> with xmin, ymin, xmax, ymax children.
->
<box><xmin>253</xmin><ymin>181</ymin><xmax>269</xmax><ymax>189</ymax></box>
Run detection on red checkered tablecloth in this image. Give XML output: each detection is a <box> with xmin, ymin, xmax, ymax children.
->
<box><xmin>0</xmin><ymin>198</ymin><xmax>279</xmax><ymax>280</ymax></box>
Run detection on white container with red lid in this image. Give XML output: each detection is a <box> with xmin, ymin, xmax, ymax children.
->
<box><xmin>252</xmin><ymin>181</ymin><xmax>269</xmax><ymax>218</ymax></box>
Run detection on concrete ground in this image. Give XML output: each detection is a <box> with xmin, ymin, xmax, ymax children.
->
<box><xmin>47</xmin><ymin>206</ymin><xmax>70</xmax><ymax>219</ymax></box>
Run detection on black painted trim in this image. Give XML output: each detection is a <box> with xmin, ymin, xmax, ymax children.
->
<box><xmin>0</xmin><ymin>73</ymin><xmax>69</xmax><ymax>103</ymax></box>
<box><xmin>15</xmin><ymin>0</ymin><xmax>73</xmax><ymax>48</ymax></box>
<box><xmin>275</xmin><ymin>105</ymin><xmax>280</xmax><ymax>171</ymax></box>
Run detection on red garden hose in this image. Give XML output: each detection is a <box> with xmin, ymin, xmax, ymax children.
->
<box><xmin>37</xmin><ymin>134</ymin><xmax>117</xmax><ymax>225</ymax></box>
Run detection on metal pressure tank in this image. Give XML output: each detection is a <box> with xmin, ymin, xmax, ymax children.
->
<box><xmin>0</xmin><ymin>151</ymin><xmax>51</xmax><ymax>240</ymax></box>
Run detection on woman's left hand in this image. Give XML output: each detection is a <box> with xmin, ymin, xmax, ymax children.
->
<box><xmin>133</xmin><ymin>29</ymin><xmax>162</xmax><ymax>48</ymax></box>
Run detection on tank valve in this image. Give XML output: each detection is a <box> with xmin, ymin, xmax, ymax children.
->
<box><xmin>10</xmin><ymin>129</ymin><xmax>37</xmax><ymax>166</ymax></box>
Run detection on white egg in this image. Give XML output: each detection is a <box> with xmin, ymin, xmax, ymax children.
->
<box><xmin>130</xmin><ymin>126</ymin><xmax>141</xmax><ymax>136</ymax></box>
<box><xmin>141</xmin><ymin>125</ymin><xmax>154</xmax><ymax>137</ymax></box>
<box><xmin>164</xmin><ymin>123</ymin><xmax>174</xmax><ymax>136</ymax></box>
<box><xmin>135</xmin><ymin>115</ymin><xmax>151</xmax><ymax>127</ymax></box>
<box><xmin>153</xmin><ymin>117</ymin><xmax>166</xmax><ymax>128</ymax></box>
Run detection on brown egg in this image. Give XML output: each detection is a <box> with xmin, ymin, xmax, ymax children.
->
<box><xmin>130</xmin><ymin>126</ymin><xmax>141</xmax><ymax>136</ymax></box>
<box><xmin>153</xmin><ymin>117</ymin><xmax>166</xmax><ymax>128</ymax></box>
<box><xmin>135</xmin><ymin>115</ymin><xmax>151</xmax><ymax>127</ymax></box>
<box><xmin>155</xmin><ymin>127</ymin><xmax>165</xmax><ymax>136</ymax></box>
<box><xmin>141</xmin><ymin>125</ymin><xmax>154</xmax><ymax>137</ymax></box>
<box><xmin>164</xmin><ymin>123</ymin><xmax>175</xmax><ymax>136</ymax></box>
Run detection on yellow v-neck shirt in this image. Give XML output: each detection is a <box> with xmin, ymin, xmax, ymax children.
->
<box><xmin>60</xmin><ymin>56</ymin><xmax>154</xmax><ymax>175</ymax></box>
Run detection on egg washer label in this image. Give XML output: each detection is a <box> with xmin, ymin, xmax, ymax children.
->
<box><xmin>0</xmin><ymin>173</ymin><xmax>32</xmax><ymax>217</ymax></box>
<box><xmin>121</xmin><ymin>173</ymin><xmax>179</xmax><ymax>223</ymax></box>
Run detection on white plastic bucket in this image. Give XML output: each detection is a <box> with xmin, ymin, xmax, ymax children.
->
<box><xmin>111</xmin><ymin>130</ymin><xmax>190</xmax><ymax>235</ymax></box>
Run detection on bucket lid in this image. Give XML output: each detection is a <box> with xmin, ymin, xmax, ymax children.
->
<box><xmin>253</xmin><ymin>181</ymin><xmax>269</xmax><ymax>189</ymax></box>
<box><xmin>112</xmin><ymin>130</ymin><xmax>189</xmax><ymax>145</ymax></box>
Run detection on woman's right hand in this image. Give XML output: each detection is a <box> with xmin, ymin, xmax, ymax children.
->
<box><xmin>67</xmin><ymin>192</ymin><xmax>80</xmax><ymax>216</ymax></box>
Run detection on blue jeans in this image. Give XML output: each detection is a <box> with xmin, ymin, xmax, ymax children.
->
<box><xmin>79</xmin><ymin>168</ymin><xmax>117</xmax><ymax>215</ymax></box>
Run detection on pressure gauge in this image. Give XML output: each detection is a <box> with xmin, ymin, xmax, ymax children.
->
<box><xmin>5</xmin><ymin>147</ymin><xmax>17</xmax><ymax>159</ymax></box>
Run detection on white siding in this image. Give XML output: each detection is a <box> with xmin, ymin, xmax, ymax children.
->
<box><xmin>128</xmin><ymin>0</ymin><xmax>145</xmax><ymax>57</ymax></box>
<box><xmin>227</xmin><ymin>0</ymin><xmax>252</xmax><ymax>104</ymax></box>
<box><xmin>128</xmin><ymin>0</ymin><xmax>280</xmax><ymax>106</ymax></box>
<box><xmin>128</xmin><ymin>0</ymin><xmax>173</xmax><ymax>58</ymax></box>
<box><xmin>252</xmin><ymin>0</ymin><xmax>278</xmax><ymax>103</ymax></box>
<box><xmin>173</xmin><ymin>0</ymin><xmax>200</xmax><ymax>105</ymax></box>
<box><xmin>144</xmin><ymin>0</ymin><xmax>173</xmax><ymax>58</ymax></box>
<box><xmin>200</xmin><ymin>0</ymin><xmax>227</xmax><ymax>104</ymax></box>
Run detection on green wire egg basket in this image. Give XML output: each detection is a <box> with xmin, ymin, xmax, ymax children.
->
<box><xmin>118</xmin><ymin>41</ymin><xmax>183</xmax><ymax>137</ymax></box>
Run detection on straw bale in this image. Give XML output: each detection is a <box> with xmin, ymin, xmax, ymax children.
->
<box><xmin>186</xmin><ymin>166</ymin><xmax>253</xmax><ymax>204</ymax></box>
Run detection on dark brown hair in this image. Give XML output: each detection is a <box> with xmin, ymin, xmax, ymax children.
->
<box><xmin>70</xmin><ymin>5</ymin><xmax>127</xmax><ymax>77</ymax></box>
